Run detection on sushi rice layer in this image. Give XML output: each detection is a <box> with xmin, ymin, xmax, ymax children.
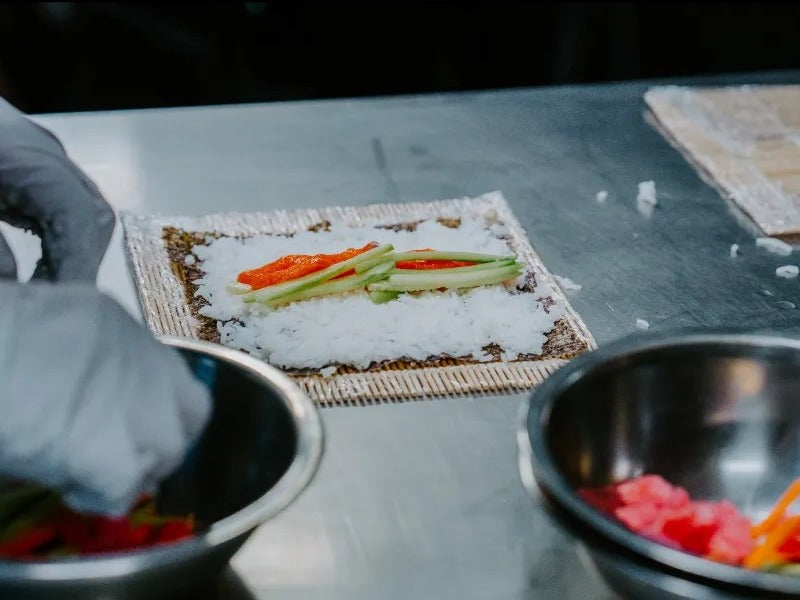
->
<box><xmin>192</xmin><ymin>217</ymin><xmax>564</xmax><ymax>370</ymax></box>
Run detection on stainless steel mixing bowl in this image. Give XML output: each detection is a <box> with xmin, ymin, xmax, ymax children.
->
<box><xmin>0</xmin><ymin>337</ymin><xmax>323</xmax><ymax>599</ymax></box>
<box><xmin>519</xmin><ymin>333</ymin><xmax>800</xmax><ymax>599</ymax></box>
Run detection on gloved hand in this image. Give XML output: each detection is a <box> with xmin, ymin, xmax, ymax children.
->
<box><xmin>0</xmin><ymin>96</ymin><xmax>114</xmax><ymax>282</ymax></box>
<box><xmin>0</xmin><ymin>280</ymin><xmax>212</xmax><ymax>516</ymax></box>
<box><xmin>0</xmin><ymin>99</ymin><xmax>212</xmax><ymax>516</ymax></box>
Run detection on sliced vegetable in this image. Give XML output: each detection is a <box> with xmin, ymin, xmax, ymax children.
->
<box><xmin>261</xmin><ymin>262</ymin><xmax>394</xmax><ymax>307</ymax></box>
<box><xmin>226</xmin><ymin>281</ymin><xmax>253</xmax><ymax>295</ymax></box>
<box><xmin>0</xmin><ymin>485</ymin><xmax>52</xmax><ymax>526</ymax></box>
<box><xmin>745</xmin><ymin>516</ymin><xmax>800</xmax><ymax>569</ymax></box>
<box><xmin>354</xmin><ymin>253</ymin><xmax>396</xmax><ymax>274</ymax></box>
<box><xmin>0</xmin><ymin>489</ymin><xmax>196</xmax><ymax>559</ymax></box>
<box><xmin>394</xmin><ymin>259</ymin><xmax>477</xmax><ymax>270</ymax></box>
<box><xmin>243</xmin><ymin>244</ymin><xmax>393</xmax><ymax>304</ymax></box>
<box><xmin>0</xmin><ymin>491</ymin><xmax>61</xmax><ymax>545</ymax></box>
<box><xmin>391</xmin><ymin>259</ymin><xmax>517</xmax><ymax>276</ymax></box>
<box><xmin>368</xmin><ymin>290</ymin><xmax>400</xmax><ymax>304</ymax></box>
<box><xmin>0</xmin><ymin>526</ymin><xmax>57</xmax><ymax>558</ymax></box>
<box><xmin>390</xmin><ymin>250</ymin><xmax>514</xmax><ymax>263</ymax></box>
<box><xmin>368</xmin><ymin>263</ymin><xmax>522</xmax><ymax>293</ymax></box>
<box><xmin>752</xmin><ymin>479</ymin><xmax>800</xmax><ymax>538</ymax></box>
<box><xmin>237</xmin><ymin>242</ymin><xmax>378</xmax><ymax>290</ymax></box>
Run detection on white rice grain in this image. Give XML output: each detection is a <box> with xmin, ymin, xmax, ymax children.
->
<box><xmin>554</xmin><ymin>275</ymin><xmax>582</xmax><ymax>292</ymax></box>
<box><xmin>776</xmin><ymin>265</ymin><xmax>799</xmax><ymax>279</ymax></box>
<box><xmin>194</xmin><ymin>217</ymin><xmax>564</xmax><ymax>370</ymax></box>
<box><xmin>730</xmin><ymin>244</ymin><xmax>740</xmax><ymax>258</ymax></box>
<box><xmin>636</xmin><ymin>180</ymin><xmax>657</xmax><ymax>218</ymax></box>
<box><xmin>635</xmin><ymin>318</ymin><xmax>650</xmax><ymax>331</ymax></box>
<box><xmin>756</xmin><ymin>237</ymin><xmax>792</xmax><ymax>257</ymax></box>
<box><xmin>596</xmin><ymin>190</ymin><xmax>608</xmax><ymax>203</ymax></box>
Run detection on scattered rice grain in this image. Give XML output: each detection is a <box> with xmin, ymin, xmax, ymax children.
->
<box><xmin>756</xmin><ymin>237</ymin><xmax>792</xmax><ymax>257</ymax></box>
<box><xmin>554</xmin><ymin>275</ymin><xmax>582</xmax><ymax>292</ymax></box>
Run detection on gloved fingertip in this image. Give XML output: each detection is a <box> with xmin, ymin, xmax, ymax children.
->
<box><xmin>61</xmin><ymin>487</ymin><xmax>139</xmax><ymax>519</ymax></box>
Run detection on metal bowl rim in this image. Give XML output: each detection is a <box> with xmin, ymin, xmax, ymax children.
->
<box><xmin>518</xmin><ymin>331</ymin><xmax>800</xmax><ymax>594</ymax></box>
<box><xmin>0</xmin><ymin>336</ymin><xmax>324</xmax><ymax>583</ymax></box>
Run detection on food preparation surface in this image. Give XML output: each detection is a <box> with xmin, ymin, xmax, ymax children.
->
<box><xmin>21</xmin><ymin>69</ymin><xmax>800</xmax><ymax>599</ymax></box>
<box><xmin>646</xmin><ymin>85</ymin><xmax>800</xmax><ymax>239</ymax></box>
<box><xmin>122</xmin><ymin>192</ymin><xmax>594</xmax><ymax>405</ymax></box>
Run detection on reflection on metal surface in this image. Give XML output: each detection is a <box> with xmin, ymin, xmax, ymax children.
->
<box><xmin>720</xmin><ymin>459</ymin><xmax>766</xmax><ymax>475</ymax></box>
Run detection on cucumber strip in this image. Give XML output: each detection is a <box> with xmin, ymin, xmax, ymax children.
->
<box><xmin>354</xmin><ymin>253</ymin><xmax>396</xmax><ymax>274</ymax></box>
<box><xmin>226</xmin><ymin>281</ymin><xmax>253</xmax><ymax>295</ymax></box>
<box><xmin>391</xmin><ymin>259</ymin><xmax>516</xmax><ymax>275</ymax></box>
<box><xmin>765</xmin><ymin>563</ymin><xmax>800</xmax><ymax>575</ymax></box>
<box><xmin>368</xmin><ymin>290</ymin><xmax>401</xmax><ymax>304</ymax></box>
<box><xmin>0</xmin><ymin>492</ymin><xmax>61</xmax><ymax>544</ymax></box>
<box><xmin>243</xmin><ymin>244</ymin><xmax>393</xmax><ymax>303</ymax></box>
<box><xmin>367</xmin><ymin>264</ymin><xmax>522</xmax><ymax>293</ymax></box>
<box><xmin>0</xmin><ymin>485</ymin><xmax>51</xmax><ymax>526</ymax></box>
<box><xmin>263</xmin><ymin>262</ymin><xmax>394</xmax><ymax>306</ymax></box>
<box><xmin>392</xmin><ymin>250</ymin><xmax>514</xmax><ymax>263</ymax></box>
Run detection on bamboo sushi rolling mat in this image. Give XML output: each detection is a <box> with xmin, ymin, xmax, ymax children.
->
<box><xmin>122</xmin><ymin>192</ymin><xmax>595</xmax><ymax>406</ymax></box>
<box><xmin>645</xmin><ymin>85</ymin><xmax>800</xmax><ymax>239</ymax></box>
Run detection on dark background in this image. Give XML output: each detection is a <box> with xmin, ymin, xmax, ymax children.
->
<box><xmin>1</xmin><ymin>1</ymin><xmax>799</xmax><ymax>114</ymax></box>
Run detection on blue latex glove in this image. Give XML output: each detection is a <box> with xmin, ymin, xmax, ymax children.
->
<box><xmin>0</xmin><ymin>99</ymin><xmax>211</xmax><ymax>516</ymax></box>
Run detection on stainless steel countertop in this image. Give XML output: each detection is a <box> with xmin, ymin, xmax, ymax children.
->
<box><xmin>9</xmin><ymin>70</ymin><xmax>800</xmax><ymax>599</ymax></box>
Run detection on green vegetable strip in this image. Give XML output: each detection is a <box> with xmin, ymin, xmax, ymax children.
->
<box><xmin>769</xmin><ymin>563</ymin><xmax>800</xmax><ymax>575</ymax></box>
<box><xmin>368</xmin><ymin>264</ymin><xmax>522</xmax><ymax>293</ymax></box>
<box><xmin>391</xmin><ymin>259</ymin><xmax>517</xmax><ymax>275</ymax></box>
<box><xmin>354</xmin><ymin>253</ymin><xmax>396</xmax><ymax>274</ymax></box>
<box><xmin>368</xmin><ymin>290</ymin><xmax>400</xmax><ymax>304</ymax></box>
<box><xmin>262</xmin><ymin>263</ymin><xmax>394</xmax><ymax>306</ymax></box>
<box><xmin>0</xmin><ymin>485</ymin><xmax>52</xmax><ymax>527</ymax></box>
<box><xmin>391</xmin><ymin>250</ymin><xmax>514</xmax><ymax>263</ymax></box>
<box><xmin>0</xmin><ymin>492</ymin><xmax>61</xmax><ymax>544</ymax></box>
<box><xmin>243</xmin><ymin>244</ymin><xmax>393</xmax><ymax>303</ymax></box>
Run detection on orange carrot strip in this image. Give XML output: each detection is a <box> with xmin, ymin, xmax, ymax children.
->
<box><xmin>237</xmin><ymin>243</ymin><xmax>378</xmax><ymax>290</ymax></box>
<box><xmin>237</xmin><ymin>255</ymin><xmax>308</xmax><ymax>285</ymax></box>
<box><xmin>745</xmin><ymin>515</ymin><xmax>800</xmax><ymax>569</ymax></box>
<box><xmin>752</xmin><ymin>479</ymin><xmax>800</xmax><ymax>538</ymax></box>
<box><xmin>240</xmin><ymin>257</ymin><xmax>329</xmax><ymax>289</ymax></box>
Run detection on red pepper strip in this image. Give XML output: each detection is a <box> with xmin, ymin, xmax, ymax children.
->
<box><xmin>777</xmin><ymin>523</ymin><xmax>800</xmax><ymax>561</ymax></box>
<box><xmin>83</xmin><ymin>515</ymin><xmax>155</xmax><ymax>553</ymax></box>
<box><xmin>155</xmin><ymin>520</ymin><xmax>195</xmax><ymax>544</ymax></box>
<box><xmin>394</xmin><ymin>260</ymin><xmax>477</xmax><ymax>270</ymax></box>
<box><xmin>237</xmin><ymin>243</ymin><xmax>377</xmax><ymax>290</ymax></box>
<box><xmin>0</xmin><ymin>526</ymin><xmax>58</xmax><ymax>557</ymax></box>
<box><xmin>332</xmin><ymin>268</ymin><xmax>356</xmax><ymax>280</ymax></box>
